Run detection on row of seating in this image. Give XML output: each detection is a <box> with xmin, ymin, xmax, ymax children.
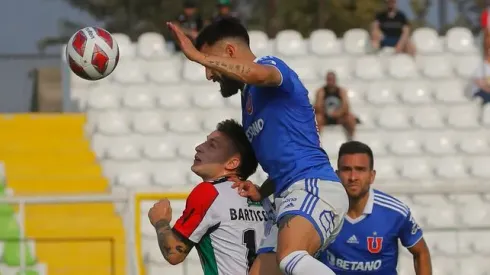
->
<box><xmin>398</xmin><ymin>256</ymin><xmax>490</xmax><ymax>275</ymax></box>
<box><xmin>91</xmin><ymin>131</ymin><xmax>490</xmax><ymax>161</ymax></box>
<box><xmin>109</xmin><ymin>27</ymin><xmax>478</xmax><ymax>60</ymax></box>
<box><xmin>70</xmin><ymin>53</ymin><xmax>482</xmax><ymax>86</ymax></box>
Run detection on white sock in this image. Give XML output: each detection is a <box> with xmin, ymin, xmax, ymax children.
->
<box><xmin>279</xmin><ymin>250</ymin><xmax>336</xmax><ymax>275</ymax></box>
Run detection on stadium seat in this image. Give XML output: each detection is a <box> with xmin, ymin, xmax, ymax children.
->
<box><xmin>389</xmin><ymin>134</ymin><xmax>422</xmax><ymax>156</ymax></box>
<box><xmin>112</xmin><ymin>33</ymin><xmax>136</xmax><ymax>58</ymax></box>
<box><xmin>176</xmin><ymin>134</ymin><xmax>206</xmax><ymax>159</ymax></box>
<box><xmin>122</xmin><ymin>87</ymin><xmax>155</xmax><ymax>109</ymax></box>
<box><xmin>482</xmin><ymin>104</ymin><xmax>490</xmax><ymax>126</ymax></box>
<box><xmin>411</xmin><ymin>107</ymin><xmax>445</xmax><ymax>129</ymax></box>
<box><xmin>460</xmin><ymin>203</ymin><xmax>490</xmax><ymax>227</ymax></box>
<box><xmin>421</xmin><ymin>55</ymin><xmax>453</xmax><ymax>78</ymax></box>
<box><xmin>399</xmin><ymin>157</ymin><xmax>432</xmax><ymax>180</ymax></box>
<box><xmin>146</xmin><ymin>58</ymin><xmax>182</xmax><ymax>83</ymax></box>
<box><xmin>95</xmin><ymin>111</ymin><xmax>131</xmax><ymax>135</ymax></box>
<box><xmin>468</xmin><ymin>156</ymin><xmax>490</xmax><ymax>179</ymax></box>
<box><xmin>432</xmin><ymin>80</ymin><xmax>468</xmax><ymax>104</ymax></box>
<box><xmin>412</xmin><ymin>28</ymin><xmax>443</xmax><ymax>54</ymax></box>
<box><xmin>399</xmin><ymin>81</ymin><xmax>432</xmax><ymax>105</ymax></box>
<box><xmin>433</xmin><ymin>157</ymin><xmax>467</xmax><ymax>180</ymax></box>
<box><xmin>316</xmin><ymin>57</ymin><xmax>353</xmax><ymax>81</ymax></box>
<box><xmin>377</xmin><ymin>107</ymin><xmax>410</xmax><ymax>130</ymax></box>
<box><xmin>355</xmin><ymin>56</ymin><xmax>384</xmax><ymax>80</ymax></box>
<box><xmin>113</xmin><ymin>60</ymin><xmax>147</xmax><ymax>84</ymax></box>
<box><xmin>190</xmin><ymin>85</ymin><xmax>225</xmax><ymax>109</ymax></box>
<box><xmin>365</xmin><ymin>81</ymin><xmax>397</xmax><ymax>105</ymax></box>
<box><xmin>106</xmin><ymin>137</ymin><xmax>141</xmax><ymax>161</ymax></box>
<box><xmin>445</xmin><ymin>27</ymin><xmax>477</xmax><ymax>54</ymax></box>
<box><xmin>275</xmin><ymin>30</ymin><xmax>307</xmax><ymax>56</ymax></box>
<box><xmin>131</xmin><ymin>111</ymin><xmax>166</xmax><ymax>134</ymax></box>
<box><xmin>459</xmin><ymin>257</ymin><xmax>490</xmax><ymax>275</ymax></box>
<box><xmin>446</xmin><ymin>105</ymin><xmax>480</xmax><ymax>129</ymax></box>
<box><xmin>137</xmin><ymin>32</ymin><xmax>170</xmax><ymax>59</ymax></box>
<box><xmin>167</xmin><ymin>112</ymin><xmax>201</xmax><ymax>133</ymax></box>
<box><xmin>87</xmin><ymin>89</ymin><xmax>120</xmax><ymax>110</ymax></box>
<box><xmin>155</xmin><ymin>86</ymin><xmax>191</xmax><ymax>109</ymax></box>
<box><xmin>249</xmin><ymin>30</ymin><xmax>272</xmax><ymax>57</ymax></box>
<box><xmin>309</xmin><ymin>29</ymin><xmax>342</xmax><ymax>56</ymax></box>
<box><xmin>374</xmin><ymin>158</ymin><xmax>398</xmax><ymax>181</ymax></box>
<box><xmin>424</xmin><ymin>231</ymin><xmax>458</xmax><ymax>255</ymax></box>
<box><xmin>423</xmin><ymin>132</ymin><xmax>457</xmax><ymax>155</ymax></box>
<box><xmin>353</xmin><ymin>107</ymin><xmax>377</xmax><ymax>130</ymax></box>
<box><xmin>152</xmin><ymin>162</ymin><xmax>188</xmax><ymax>186</ymax></box>
<box><xmin>355</xmin><ymin>132</ymin><xmax>388</xmax><ymax>156</ymax></box>
<box><xmin>183</xmin><ymin>60</ymin><xmax>206</xmax><ymax>82</ymax></box>
<box><xmin>116</xmin><ymin>168</ymin><xmax>151</xmax><ymax>187</ymax></box>
<box><xmin>387</xmin><ymin>54</ymin><xmax>418</xmax><ymax>79</ymax></box>
<box><xmin>344</xmin><ymin>82</ymin><xmax>365</xmax><ymax>108</ymax></box>
<box><xmin>141</xmin><ymin>137</ymin><xmax>177</xmax><ymax>160</ymax></box>
<box><xmin>343</xmin><ymin>29</ymin><xmax>369</xmax><ymax>55</ymax></box>
<box><xmin>454</xmin><ymin>54</ymin><xmax>480</xmax><ymax>78</ymax></box>
<box><xmin>458</xmin><ymin>134</ymin><xmax>489</xmax><ymax>155</ymax></box>
<box><xmin>286</xmin><ymin>58</ymin><xmax>318</xmax><ymax>81</ymax></box>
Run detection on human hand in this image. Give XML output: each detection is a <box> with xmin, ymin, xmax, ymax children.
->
<box><xmin>230</xmin><ymin>176</ymin><xmax>262</xmax><ymax>202</ymax></box>
<box><xmin>167</xmin><ymin>22</ymin><xmax>203</xmax><ymax>62</ymax></box>
<box><xmin>148</xmin><ymin>198</ymin><xmax>173</xmax><ymax>227</ymax></box>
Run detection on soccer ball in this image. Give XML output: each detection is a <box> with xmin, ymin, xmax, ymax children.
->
<box><xmin>66</xmin><ymin>27</ymin><xmax>119</xmax><ymax>81</ymax></box>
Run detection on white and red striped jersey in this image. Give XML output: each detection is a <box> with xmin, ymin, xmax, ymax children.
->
<box><xmin>173</xmin><ymin>177</ymin><xmax>270</xmax><ymax>275</ymax></box>
<box><xmin>482</xmin><ymin>8</ymin><xmax>490</xmax><ymax>29</ymax></box>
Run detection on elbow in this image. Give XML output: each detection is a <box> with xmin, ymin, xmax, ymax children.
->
<box><xmin>165</xmin><ymin>255</ymin><xmax>185</xmax><ymax>265</ymax></box>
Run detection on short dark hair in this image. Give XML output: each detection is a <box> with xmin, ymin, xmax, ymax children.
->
<box><xmin>216</xmin><ymin>119</ymin><xmax>258</xmax><ymax>180</ymax></box>
<box><xmin>195</xmin><ymin>18</ymin><xmax>250</xmax><ymax>50</ymax></box>
<box><xmin>338</xmin><ymin>141</ymin><xmax>374</xmax><ymax>169</ymax></box>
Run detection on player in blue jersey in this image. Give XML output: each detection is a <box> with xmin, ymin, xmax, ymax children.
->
<box><xmin>319</xmin><ymin>141</ymin><xmax>432</xmax><ymax>274</ymax></box>
<box><xmin>167</xmin><ymin>18</ymin><xmax>349</xmax><ymax>275</ymax></box>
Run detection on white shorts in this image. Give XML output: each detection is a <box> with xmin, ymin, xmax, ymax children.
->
<box><xmin>257</xmin><ymin>179</ymin><xmax>348</xmax><ymax>254</ymax></box>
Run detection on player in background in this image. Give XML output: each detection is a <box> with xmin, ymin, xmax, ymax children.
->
<box><xmin>319</xmin><ymin>141</ymin><xmax>432</xmax><ymax>274</ymax></box>
<box><xmin>167</xmin><ymin>18</ymin><xmax>349</xmax><ymax>275</ymax></box>
<box><xmin>148</xmin><ymin>119</ymin><xmax>280</xmax><ymax>275</ymax></box>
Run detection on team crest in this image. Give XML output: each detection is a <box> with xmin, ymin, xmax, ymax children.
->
<box><xmin>246</xmin><ymin>92</ymin><xmax>253</xmax><ymax>114</ymax></box>
<box><xmin>367</xmin><ymin>233</ymin><xmax>383</xmax><ymax>254</ymax></box>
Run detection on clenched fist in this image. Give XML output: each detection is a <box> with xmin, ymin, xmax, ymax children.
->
<box><xmin>148</xmin><ymin>198</ymin><xmax>173</xmax><ymax>227</ymax></box>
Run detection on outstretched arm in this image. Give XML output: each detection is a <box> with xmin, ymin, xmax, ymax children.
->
<box><xmin>155</xmin><ymin>220</ymin><xmax>194</xmax><ymax>265</ymax></box>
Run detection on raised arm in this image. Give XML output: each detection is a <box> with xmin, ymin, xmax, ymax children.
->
<box><xmin>155</xmin><ymin>220</ymin><xmax>194</xmax><ymax>265</ymax></box>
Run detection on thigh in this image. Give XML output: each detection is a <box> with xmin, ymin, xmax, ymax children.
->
<box><xmin>276</xmin><ymin>180</ymin><xmax>349</xmax><ymax>256</ymax></box>
<box><xmin>249</xmin><ymin>252</ymin><xmax>282</xmax><ymax>275</ymax></box>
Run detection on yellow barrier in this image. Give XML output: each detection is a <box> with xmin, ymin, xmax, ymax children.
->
<box><xmin>134</xmin><ymin>192</ymin><xmax>188</xmax><ymax>275</ymax></box>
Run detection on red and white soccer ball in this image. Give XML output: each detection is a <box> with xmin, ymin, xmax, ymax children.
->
<box><xmin>66</xmin><ymin>27</ymin><xmax>120</xmax><ymax>81</ymax></box>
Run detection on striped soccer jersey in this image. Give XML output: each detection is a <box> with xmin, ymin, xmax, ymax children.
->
<box><xmin>173</xmin><ymin>177</ymin><xmax>271</xmax><ymax>275</ymax></box>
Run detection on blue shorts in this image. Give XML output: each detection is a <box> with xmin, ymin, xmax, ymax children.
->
<box><xmin>381</xmin><ymin>36</ymin><xmax>400</xmax><ymax>48</ymax></box>
<box><xmin>474</xmin><ymin>90</ymin><xmax>490</xmax><ymax>105</ymax></box>
<box><xmin>257</xmin><ymin>179</ymin><xmax>349</xmax><ymax>254</ymax></box>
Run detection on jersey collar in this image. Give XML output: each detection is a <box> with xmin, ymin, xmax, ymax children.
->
<box><xmin>363</xmin><ymin>188</ymin><xmax>375</xmax><ymax>215</ymax></box>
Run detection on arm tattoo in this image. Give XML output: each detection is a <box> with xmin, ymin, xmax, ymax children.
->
<box><xmin>155</xmin><ymin>220</ymin><xmax>192</xmax><ymax>262</ymax></box>
<box><xmin>205</xmin><ymin>56</ymin><xmax>253</xmax><ymax>83</ymax></box>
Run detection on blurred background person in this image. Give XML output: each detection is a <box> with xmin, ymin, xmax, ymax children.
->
<box><xmin>314</xmin><ymin>71</ymin><xmax>358</xmax><ymax>141</ymax></box>
<box><xmin>173</xmin><ymin>0</ymin><xmax>204</xmax><ymax>50</ymax></box>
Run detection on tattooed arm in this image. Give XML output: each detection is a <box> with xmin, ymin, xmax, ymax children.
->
<box><xmin>155</xmin><ymin>220</ymin><xmax>194</xmax><ymax>265</ymax></box>
<box><xmin>197</xmin><ymin>55</ymin><xmax>282</xmax><ymax>86</ymax></box>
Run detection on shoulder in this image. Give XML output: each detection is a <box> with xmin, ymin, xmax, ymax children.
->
<box><xmin>372</xmin><ymin>189</ymin><xmax>410</xmax><ymax>218</ymax></box>
<box><xmin>255</xmin><ymin>55</ymin><xmax>288</xmax><ymax>67</ymax></box>
<box><xmin>396</xmin><ymin>10</ymin><xmax>408</xmax><ymax>19</ymax></box>
<box><xmin>187</xmin><ymin>182</ymin><xmax>220</xmax><ymax>208</ymax></box>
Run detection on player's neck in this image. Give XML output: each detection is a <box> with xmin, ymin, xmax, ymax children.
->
<box><xmin>202</xmin><ymin>172</ymin><xmax>237</xmax><ymax>182</ymax></box>
<box><xmin>347</xmin><ymin>194</ymin><xmax>369</xmax><ymax>219</ymax></box>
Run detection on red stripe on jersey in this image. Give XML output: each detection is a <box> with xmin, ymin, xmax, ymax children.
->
<box><xmin>173</xmin><ymin>182</ymin><xmax>219</xmax><ymax>240</ymax></box>
<box><xmin>482</xmin><ymin>9</ymin><xmax>489</xmax><ymax>28</ymax></box>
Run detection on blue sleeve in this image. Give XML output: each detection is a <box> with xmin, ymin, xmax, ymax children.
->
<box><xmin>398</xmin><ymin>211</ymin><xmax>423</xmax><ymax>248</ymax></box>
<box><xmin>255</xmin><ymin>56</ymin><xmax>294</xmax><ymax>91</ymax></box>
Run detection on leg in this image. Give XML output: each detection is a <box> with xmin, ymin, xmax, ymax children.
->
<box><xmin>339</xmin><ymin>113</ymin><xmax>356</xmax><ymax>141</ymax></box>
<box><xmin>249</xmin><ymin>253</ymin><xmax>282</xmax><ymax>275</ymax></box>
<box><xmin>404</xmin><ymin>40</ymin><xmax>416</xmax><ymax>56</ymax></box>
<box><xmin>275</xmin><ymin>180</ymin><xmax>348</xmax><ymax>275</ymax></box>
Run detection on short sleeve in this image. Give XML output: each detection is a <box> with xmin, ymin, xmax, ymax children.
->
<box><xmin>398</xmin><ymin>211</ymin><xmax>423</xmax><ymax>248</ymax></box>
<box><xmin>173</xmin><ymin>182</ymin><xmax>220</xmax><ymax>243</ymax></box>
<box><xmin>255</xmin><ymin>56</ymin><xmax>293</xmax><ymax>90</ymax></box>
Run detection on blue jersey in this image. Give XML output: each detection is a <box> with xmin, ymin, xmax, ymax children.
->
<box><xmin>319</xmin><ymin>189</ymin><xmax>423</xmax><ymax>275</ymax></box>
<box><xmin>241</xmin><ymin>56</ymin><xmax>339</xmax><ymax>195</ymax></box>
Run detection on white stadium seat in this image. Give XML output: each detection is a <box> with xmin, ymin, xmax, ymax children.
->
<box><xmin>432</xmin><ymin>80</ymin><xmax>468</xmax><ymax>104</ymax></box>
<box><xmin>468</xmin><ymin>156</ymin><xmax>490</xmax><ymax>179</ymax></box>
<box><xmin>389</xmin><ymin>134</ymin><xmax>422</xmax><ymax>156</ymax></box>
<box><xmin>152</xmin><ymin>162</ymin><xmax>189</xmax><ymax>186</ymax></box>
<box><xmin>421</xmin><ymin>55</ymin><xmax>453</xmax><ymax>78</ymax></box>
<box><xmin>113</xmin><ymin>59</ymin><xmax>147</xmax><ymax>84</ymax></box>
<box><xmin>95</xmin><ymin>111</ymin><xmax>131</xmax><ymax>135</ymax></box>
<box><xmin>446</xmin><ymin>105</ymin><xmax>480</xmax><ymax>129</ymax></box>
<box><xmin>112</xmin><ymin>33</ymin><xmax>136</xmax><ymax>58</ymax></box>
<box><xmin>433</xmin><ymin>157</ymin><xmax>467</xmax><ymax>180</ymax></box>
<box><xmin>87</xmin><ymin>89</ymin><xmax>120</xmax><ymax>110</ymax></box>
<box><xmin>155</xmin><ymin>86</ymin><xmax>191</xmax><ymax>109</ymax></box>
<box><xmin>399</xmin><ymin>157</ymin><xmax>433</xmax><ymax>180</ymax></box>
<box><xmin>483</xmin><ymin>104</ymin><xmax>490</xmax><ymax>126</ymax></box>
<box><xmin>377</xmin><ymin>107</ymin><xmax>410</xmax><ymax>130</ymax></box>
<box><xmin>354</xmin><ymin>56</ymin><xmax>384</xmax><ymax>80</ymax></box>
<box><xmin>122</xmin><ymin>87</ymin><xmax>155</xmax><ymax>109</ymax></box>
<box><xmin>167</xmin><ymin>111</ymin><xmax>201</xmax><ymax>133</ymax></box>
<box><xmin>355</xmin><ymin>132</ymin><xmax>388</xmax><ymax>156</ymax></box>
<box><xmin>387</xmin><ymin>54</ymin><xmax>418</xmax><ymax>79</ymax></box>
<box><xmin>365</xmin><ymin>81</ymin><xmax>397</xmax><ymax>105</ymax></box>
<box><xmin>309</xmin><ymin>29</ymin><xmax>342</xmax><ymax>56</ymax></box>
<box><xmin>142</xmin><ymin>137</ymin><xmax>177</xmax><ymax>160</ymax></box>
<box><xmin>275</xmin><ymin>30</ymin><xmax>307</xmax><ymax>56</ymax></box>
<box><xmin>183</xmin><ymin>60</ymin><xmax>206</xmax><ymax>82</ymax></box>
<box><xmin>316</xmin><ymin>57</ymin><xmax>353</xmax><ymax>81</ymax></box>
<box><xmin>286</xmin><ymin>58</ymin><xmax>318</xmax><ymax>81</ymax></box>
<box><xmin>249</xmin><ymin>30</ymin><xmax>272</xmax><ymax>56</ymax></box>
<box><xmin>399</xmin><ymin>81</ymin><xmax>432</xmax><ymax>105</ymax></box>
<box><xmin>446</xmin><ymin>27</ymin><xmax>477</xmax><ymax>54</ymax></box>
<box><xmin>190</xmin><ymin>85</ymin><xmax>225</xmax><ymax>109</ymax></box>
<box><xmin>343</xmin><ymin>28</ymin><xmax>369</xmax><ymax>55</ymax></box>
<box><xmin>106</xmin><ymin>137</ymin><xmax>141</xmax><ymax>161</ymax></box>
<box><xmin>458</xmin><ymin>134</ymin><xmax>489</xmax><ymax>155</ymax></box>
<box><xmin>146</xmin><ymin>58</ymin><xmax>182</xmax><ymax>83</ymax></box>
<box><xmin>131</xmin><ymin>111</ymin><xmax>166</xmax><ymax>134</ymax></box>
<box><xmin>423</xmin><ymin>132</ymin><xmax>457</xmax><ymax>155</ymax></box>
<box><xmin>137</xmin><ymin>32</ymin><xmax>170</xmax><ymax>59</ymax></box>
<box><xmin>412</xmin><ymin>28</ymin><xmax>443</xmax><ymax>54</ymax></box>
<box><xmin>411</xmin><ymin>107</ymin><xmax>445</xmax><ymax>129</ymax></box>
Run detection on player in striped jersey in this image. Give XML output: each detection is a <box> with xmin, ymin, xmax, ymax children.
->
<box><xmin>319</xmin><ymin>141</ymin><xmax>432</xmax><ymax>274</ymax></box>
<box><xmin>148</xmin><ymin>119</ymin><xmax>280</xmax><ymax>275</ymax></box>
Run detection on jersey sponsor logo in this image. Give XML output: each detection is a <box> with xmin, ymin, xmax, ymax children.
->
<box><xmin>347</xmin><ymin>235</ymin><xmax>359</xmax><ymax>244</ymax></box>
<box><xmin>247</xmin><ymin>198</ymin><xmax>262</xmax><ymax>207</ymax></box>
<box><xmin>246</xmin><ymin>92</ymin><xmax>253</xmax><ymax>114</ymax></box>
<box><xmin>230</xmin><ymin>208</ymin><xmax>269</xmax><ymax>222</ymax></box>
<box><xmin>245</xmin><ymin>119</ymin><xmax>264</xmax><ymax>142</ymax></box>
<box><xmin>326</xmin><ymin>251</ymin><xmax>382</xmax><ymax>272</ymax></box>
<box><xmin>367</xmin><ymin>234</ymin><xmax>383</xmax><ymax>254</ymax></box>
<box><xmin>409</xmin><ymin>214</ymin><xmax>421</xmax><ymax>235</ymax></box>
